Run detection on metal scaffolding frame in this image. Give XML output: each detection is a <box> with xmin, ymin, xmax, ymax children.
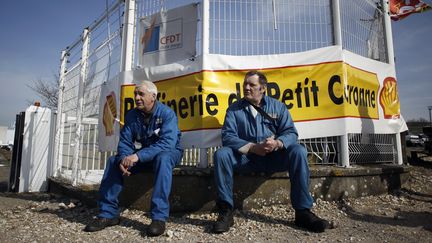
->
<box><xmin>51</xmin><ymin>0</ymin><xmax>402</xmax><ymax>186</ymax></box>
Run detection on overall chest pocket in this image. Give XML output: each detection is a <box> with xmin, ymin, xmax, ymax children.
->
<box><xmin>261</xmin><ymin>119</ymin><xmax>276</xmax><ymax>135</ymax></box>
<box><xmin>142</xmin><ymin>125</ymin><xmax>162</xmax><ymax>146</ymax></box>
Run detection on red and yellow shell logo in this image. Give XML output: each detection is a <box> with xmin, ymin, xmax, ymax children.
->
<box><xmin>379</xmin><ymin>77</ymin><xmax>400</xmax><ymax>119</ymax></box>
<box><xmin>102</xmin><ymin>91</ymin><xmax>117</xmax><ymax>136</ymax></box>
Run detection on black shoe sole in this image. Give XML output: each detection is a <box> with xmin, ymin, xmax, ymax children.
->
<box><xmin>84</xmin><ymin>218</ymin><xmax>120</xmax><ymax>232</ymax></box>
<box><xmin>295</xmin><ymin>221</ymin><xmax>328</xmax><ymax>233</ymax></box>
<box><xmin>212</xmin><ymin>220</ymin><xmax>234</xmax><ymax>234</ymax></box>
<box><xmin>147</xmin><ymin>221</ymin><xmax>166</xmax><ymax>237</ymax></box>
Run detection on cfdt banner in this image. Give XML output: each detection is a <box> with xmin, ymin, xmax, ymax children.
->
<box><xmin>138</xmin><ymin>4</ymin><xmax>197</xmax><ymax>67</ymax></box>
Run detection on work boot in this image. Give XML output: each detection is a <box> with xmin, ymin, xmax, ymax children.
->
<box><xmin>295</xmin><ymin>209</ymin><xmax>329</xmax><ymax>233</ymax></box>
<box><xmin>84</xmin><ymin>217</ymin><xmax>120</xmax><ymax>232</ymax></box>
<box><xmin>213</xmin><ymin>201</ymin><xmax>234</xmax><ymax>233</ymax></box>
<box><xmin>147</xmin><ymin>220</ymin><xmax>166</xmax><ymax>237</ymax></box>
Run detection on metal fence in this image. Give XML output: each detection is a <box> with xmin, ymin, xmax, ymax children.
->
<box><xmin>209</xmin><ymin>0</ymin><xmax>333</xmax><ymax>55</ymax></box>
<box><xmin>348</xmin><ymin>133</ymin><xmax>398</xmax><ymax>164</ymax></box>
<box><xmin>55</xmin><ymin>0</ymin><xmax>124</xmax><ymax>184</ymax></box>
<box><xmin>340</xmin><ymin>0</ymin><xmax>388</xmax><ymax>62</ymax></box>
<box><xmin>52</xmin><ymin>0</ymin><xmax>398</xmax><ymax>185</ymax></box>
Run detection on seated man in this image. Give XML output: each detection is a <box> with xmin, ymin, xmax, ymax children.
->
<box><xmin>212</xmin><ymin>70</ymin><xmax>329</xmax><ymax>233</ymax></box>
<box><xmin>84</xmin><ymin>81</ymin><xmax>183</xmax><ymax>237</ymax></box>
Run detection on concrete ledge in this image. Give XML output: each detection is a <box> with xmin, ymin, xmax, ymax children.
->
<box><xmin>49</xmin><ymin>164</ymin><xmax>412</xmax><ymax>212</ymax></box>
<box><xmin>49</xmin><ymin>177</ymin><xmax>99</xmax><ymax>208</ymax></box>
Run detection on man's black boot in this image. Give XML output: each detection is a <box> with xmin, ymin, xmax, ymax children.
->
<box><xmin>295</xmin><ymin>209</ymin><xmax>329</xmax><ymax>233</ymax></box>
<box><xmin>84</xmin><ymin>217</ymin><xmax>120</xmax><ymax>232</ymax></box>
<box><xmin>147</xmin><ymin>220</ymin><xmax>166</xmax><ymax>237</ymax></box>
<box><xmin>213</xmin><ymin>202</ymin><xmax>234</xmax><ymax>233</ymax></box>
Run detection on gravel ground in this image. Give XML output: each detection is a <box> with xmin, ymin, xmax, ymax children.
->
<box><xmin>0</xmin><ymin>149</ymin><xmax>431</xmax><ymax>242</ymax></box>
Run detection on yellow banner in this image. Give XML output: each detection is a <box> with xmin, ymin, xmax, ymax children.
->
<box><xmin>121</xmin><ymin>62</ymin><xmax>380</xmax><ymax>131</ymax></box>
<box><xmin>120</xmin><ymin>84</ymin><xmax>136</xmax><ymax>127</ymax></box>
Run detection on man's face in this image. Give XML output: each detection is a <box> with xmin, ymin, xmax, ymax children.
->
<box><xmin>134</xmin><ymin>86</ymin><xmax>156</xmax><ymax>113</ymax></box>
<box><xmin>243</xmin><ymin>74</ymin><xmax>265</xmax><ymax>105</ymax></box>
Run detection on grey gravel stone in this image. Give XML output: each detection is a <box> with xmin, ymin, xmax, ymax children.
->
<box><xmin>1</xmin><ymin>153</ymin><xmax>432</xmax><ymax>242</ymax></box>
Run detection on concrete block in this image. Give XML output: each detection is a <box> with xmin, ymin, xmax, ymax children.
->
<box><xmin>49</xmin><ymin>164</ymin><xmax>412</xmax><ymax>213</ymax></box>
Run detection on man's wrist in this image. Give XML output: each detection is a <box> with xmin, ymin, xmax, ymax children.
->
<box><xmin>239</xmin><ymin>142</ymin><xmax>254</xmax><ymax>154</ymax></box>
<box><xmin>274</xmin><ymin>140</ymin><xmax>283</xmax><ymax>151</ymax></box>
<box><xmin>249</xmin><ymin>143</ymin><xmax>257</xmax><ymax>154</ymax></box>
<box><xmin>132</xmin><ymin>153</ymin><xmax>139</xmax><ymax>163</ymax></box>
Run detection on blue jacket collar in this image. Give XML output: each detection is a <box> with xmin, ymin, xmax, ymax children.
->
<box><xmin>241</xmin><ymin>95</ymin><xmax>268</xmax><ymax>108</ymax></box>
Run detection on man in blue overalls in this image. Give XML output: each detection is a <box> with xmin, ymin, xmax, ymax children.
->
<box><xmin>85</xmin><ymin>81</ymin><xmax>182</xmax><ymax>237</ymax></box>
<box><xmin>212</xmin><ymin>71</ymin><xmax>329</xmax><ymax>233</ymax></box>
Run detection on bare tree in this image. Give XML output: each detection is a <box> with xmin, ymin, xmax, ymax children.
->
<box><xmin>27</xmin><ymin>75</ymin><xmax>59</xmax><ymax>110</ymax></box>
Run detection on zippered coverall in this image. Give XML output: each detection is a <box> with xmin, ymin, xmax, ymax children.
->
<box><xmin>98</xmin><ymin>101</ymin><xmax>182</xmax><ymax>221</ymax></box>
<box><xmin>214</xmin><ymin>96</ymin><xmax>313</xmax><ymax>210</ymax></box>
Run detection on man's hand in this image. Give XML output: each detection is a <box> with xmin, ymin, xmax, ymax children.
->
<box><xmin>249</xmin><ymin>138</ymin><xmax>283</xmax><ymax>156</ymax></box>
<box><xmin>263</xmin><ymin>137</ymin><xmax>282</xmax><ymax>153</ymax></box>
<box><xmin>119</xmin><ymin>154</ymin><xmax>139</xmax><ymax>176</ymax></box>
<box><xmin>249</xmin><ymin>143</ymin><xmax>267</xmax><ymax>156</ymax></box>
<box><xmin>119</xmin><ymin>163</ymin><xmax>131</xmax><ymax>176</ymax></box>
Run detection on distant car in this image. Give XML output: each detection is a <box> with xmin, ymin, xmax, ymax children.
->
<box><xmin>406</xmin><ymin>134</ymin><xmax>423</xmax><ymax>147</ymax></box>
<box><xmin>418</xmin><ymin>133</ymin><xmax>429</xmax><ymax>143</ymax></box>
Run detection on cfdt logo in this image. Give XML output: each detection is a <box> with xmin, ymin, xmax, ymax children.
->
<box><xmin>141</xmin><ymin>17</ymin><xmax>183</xmax><ymax>54</ymax></box>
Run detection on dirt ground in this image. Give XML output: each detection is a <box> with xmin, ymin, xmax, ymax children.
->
<box><xmin>0</xmin><ymin>148</ymin><xmax>431</xmax><ymax>242</ymax></box>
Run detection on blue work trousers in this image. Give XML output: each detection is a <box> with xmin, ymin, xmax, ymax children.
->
<box><xmin>98</xmin><ymin>149</ymin><xmax>182</xmax><ymax>221</ymax></box>
<box><xmin>214</xmin><ymin>144</ymin><xmax>313</xmax><ymax>210</ymax></box>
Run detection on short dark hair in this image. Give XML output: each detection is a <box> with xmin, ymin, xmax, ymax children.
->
<box><xmin>244</xmin><ymin>70</ymin><xmax>268</xmax><ymax>86</ymax></box>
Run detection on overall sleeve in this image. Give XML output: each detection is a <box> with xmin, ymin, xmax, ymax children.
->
<box><xmin>116</xmin><ymin>115</ymin><xmax>136</xmax><ymax>161</ymax></box>
<box><xmin>136</xmin><ymin>110</ymin><xmax>179</xmax><ymax>162</ymax></box>
<box><xmin>275</xmin><ymin>106</ymin><xmax>299</xmax><ymax>149</ymax></box>
<box><xmin>221</xmin><ymin>107</ymin><xmax>252</xmax><ymax>151</ymax></box>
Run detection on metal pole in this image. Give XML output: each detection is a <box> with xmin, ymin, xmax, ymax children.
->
<box><xmin>428</xmin><ymin>106</ymin><xmax>432</xmax><ymax>126</ymax></box>
<box><xmin>396</xmin><ymin>133</ymin><xmax>403</xmax><ymax>165</ymax></box>
<box><xmin>72</xmin><ymin>28</ymin><xmax>90</xmax><ymax>186</ymax></box>
<box><xmin>382</xmin><ymin>0</ymin><xmax>395</xmax><ymax>65</ymax></box>
<box><xmin>383</xmin><ymin>0</ymin><xmax>401</xmax><ymax>164</ymax></box>
<box><xmin>52</xmin><ymin>50</ymin><xmax>68</xmax><ymax>177</ymax></box>
<box><xmin>120</xmin><ymin>0</ymin><xmax>136</xmax><ymax>72</ymax></box>
<box><xmin>331</xmin><ymin>0</ymin><xmax>342</xmax><ymax>46</ymax></box>
<box><xmin>332</xmin><ymin>0</ymin><xmax>349</xmax><ymax>167</ymax></box>
<box><xmin>196</xmin><ymin>0</ymin><xmax>210</xmax><ymax>168</ymax></box>
<box><xmin>339</xmin><ymin>133</ymin><xmax>350</xmax><ymax>167</ymax></box>
<box><xmin>202</xmin><ymin>0</ymin><xmax>210</xmax><ymax>57</ymax></box>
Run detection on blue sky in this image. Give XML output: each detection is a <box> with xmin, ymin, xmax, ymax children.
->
<box><xmin>0</xmin><ymin>1</ymin><xmax>103</xmax><ymax>127</ymax></box>
<box><xmin>0</xmin><ymin>1</ymin><xmax>431</xmax><ymax>127</ymax></box>
<box><xmin>392</xmin><ymin>8</ymin><xmax>432</xmax><ymax>122</ymax></box>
